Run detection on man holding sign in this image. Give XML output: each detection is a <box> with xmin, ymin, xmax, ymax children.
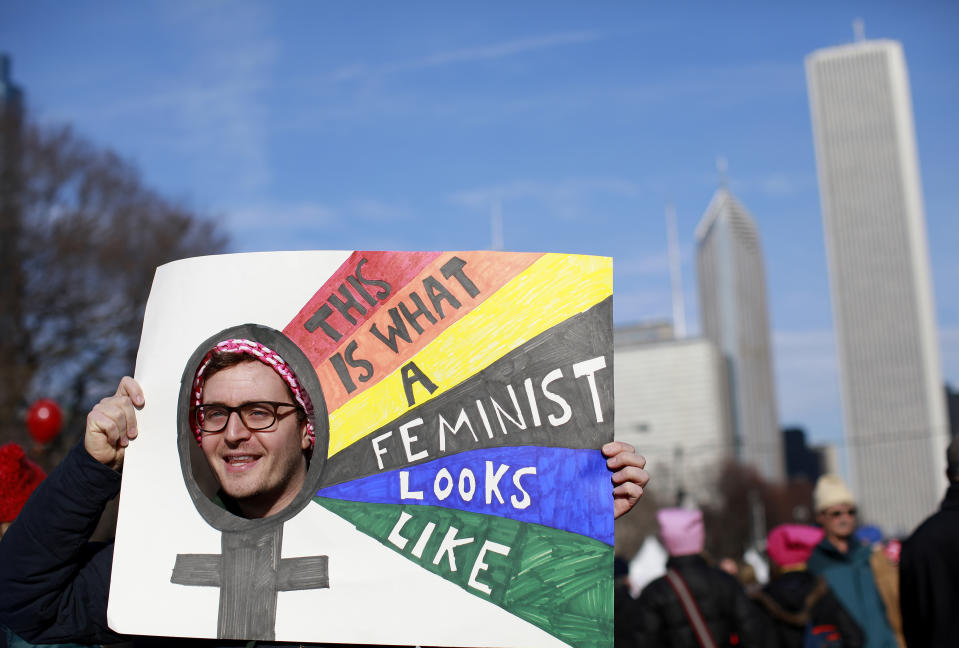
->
<box><xmin>1</xmin><ymin>250</ymin><xmax>647</xmax><ymax>647</ymax></box>
<box><xmin>0</xmin><ymin>360</ymin><xmax>647</xmax><ymax>646</ymax></box>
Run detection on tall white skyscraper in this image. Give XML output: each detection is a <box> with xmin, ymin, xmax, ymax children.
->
<box><xmin>806</xmin><ymin>38</ymin><xmax>947</xmax><ymax>533</ymax></box>
<box><xmin>696</xmin><ymin>188</ymin><xmax>784</xmax><ymax>482</ymax></box>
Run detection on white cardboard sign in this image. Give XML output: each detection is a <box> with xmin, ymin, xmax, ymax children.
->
<box><xmin>110</xmin><ymin>251</ymin><xmax>615</xmax><ymax>647</ymax></box>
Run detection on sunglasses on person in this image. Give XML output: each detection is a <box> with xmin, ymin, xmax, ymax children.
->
<box><xmin>826</xmin><ymin>507</ymin><xmax>857</xmax><ymax>518</ymax></box>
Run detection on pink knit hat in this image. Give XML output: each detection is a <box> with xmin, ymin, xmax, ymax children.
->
<box><xmin>0</xmin><ymin>443</ymin><xmax>46</xmax><ymax>523</ymax></box>
<box><xmin>190</xmin><ymin>338</ymin><xmax>315</xmax><ymax>452</ymax></box>
<box><xmin>766</xmin><ymin>524</ymin><xmax>824</xmax><ymax>568</ymax></box>
<box><xmin>658</xmin><ymin>508</ymin><xmax>705</xmax><ymax>556</ymax></box>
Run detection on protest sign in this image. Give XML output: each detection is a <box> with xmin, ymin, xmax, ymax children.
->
<box><xmin>109</xmin><ymin>250</ymin><xmax>614</xmax><ymax>647</ymax></box>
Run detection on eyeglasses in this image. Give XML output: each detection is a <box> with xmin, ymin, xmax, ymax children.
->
<box><xmin>826</xmin><ymin>507</ymin><xmax>857</xmax><ymax>518</ymax></box>
<box><xmin>194</xmin><ymin>401</ymin><xmax>301</xmax><ymax>434</ymax></box>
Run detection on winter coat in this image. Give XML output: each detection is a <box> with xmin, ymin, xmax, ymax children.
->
<box><xmin>807</xmin><ymin>537</ymin><xmax>897</xmax><ymax>648</ymax></box>
<box><xmin>1</xmin><ymin>625</ymin><xmax>92</xmax><ymax>648</ymax></box>
<box><xmin>615</xmin><ymin>581</ymin><xmax>639</xmax><ymax>648</ymax></box>
<box><xmin>0</xmin><ymin>443</ymin><xmax>122</xmax><ymax>646</ymax></box>
<box><xmin>753</xmin><ymin>570</ymin><xmax>864</xmax><ymax>648</ymax></box>
<box><xmin>633</xmin><ymin>554</ymin><xmax>765</xmax><ymax>648</ymax></box>
<box><xmin>0</xmin><ymin>443</ymin><xmax>402</xmax><ymax>648</ymax></box>
<box><xmin>868</xmin><ymin>549</ymin><xmax>904</xmax><ymax>647</ymax></box>
<box><xmin>899</xmin><ymin>482</ymin><xmax>959</xmax><ymax>648</ymax></box>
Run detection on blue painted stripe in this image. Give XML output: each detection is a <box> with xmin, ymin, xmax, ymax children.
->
<box><xmin>315</xmin><ymin>445</ymin><xmax>613</xmax><ymax>545</ymax></box>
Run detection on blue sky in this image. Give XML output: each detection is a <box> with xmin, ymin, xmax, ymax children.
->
<box><xmin>2</xmin><ymin>2</ymin><xmax>957</xmax><ymax>453</ymax></box>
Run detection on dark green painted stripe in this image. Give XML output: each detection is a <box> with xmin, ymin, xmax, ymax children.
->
<box><xmin>315</xmin><ymin>497</ymin><xmax>612</xmax><ymax>648</ymax></box>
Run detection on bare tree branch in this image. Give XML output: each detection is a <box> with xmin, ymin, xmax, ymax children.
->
<box><xmin>0</xmin><ymin>112</ymin><xmax>228</xmax><ymax>469</ymax></box>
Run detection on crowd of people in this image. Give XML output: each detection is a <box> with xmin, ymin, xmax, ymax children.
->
<box><xmin>615</xmin><ymin>436</ymin><xmax>959</xmax><ymax>648</ymax></box>
<box><xmin>0</xmin><ymin>337</ymin><xmax>955</xmax><ymax>647</ymax></box>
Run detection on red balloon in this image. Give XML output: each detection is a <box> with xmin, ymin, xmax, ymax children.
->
<box><xmin>26</xmin><ymin>399</ymin><xmax>63</xmax><ymax>444</ymax></box>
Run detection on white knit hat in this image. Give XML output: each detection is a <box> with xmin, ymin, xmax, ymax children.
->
<box><xmin>813</xmin><ymin>474</ymin><xmax>856</xmax><ymax>512</ymax></box>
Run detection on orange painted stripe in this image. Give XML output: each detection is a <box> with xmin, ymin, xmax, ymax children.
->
<box><xmin>315</xmin><ymin>251</ymin><xmax>543</xmax><ymax>412</ymax></box>
<box><xmin>283</xmin><ymin>251</ymin><xmax>440</xmax><ymax>363</ymax></box>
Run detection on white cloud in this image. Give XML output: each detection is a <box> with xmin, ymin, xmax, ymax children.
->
<box><xmin>222</xmin><ymin>197</ymin><xmax>416</xmax><ymax>250</ymax></box>
<box><xmin>228</xmin><ymin>201</ymin><xmax>339</xmax><ymax>230</ymax></box>
<box><xmin>631</xmin><ymin>61</ymin><xmax>803</xmax><ymax>105</ymax></box>
<box><xmin>723</xmin><ymin>172</ymin><xmax>815</xmax><ymax>198</ymax></box>
<box><xmin>41</xmin><ymin>2</ymin><xmax>279</xmax><ymax>198</ymax></box>
<box><xmin>626</xmin><ymin>253</ymin><xmax>670</xmax><ymax>276</ymax></box>
<box><xmin>157</xmin><ymin>6</ymin><xmax>277</xmax><ymax>194</ymax></box>
<box><xmin>616</xmin><ymin>245</ymin><xmax>693</xmax><ymax>278</ymax></box>
<box><xmin>448</xmin><ymin>177</ymin><xmax>640</xmax><ymax>220</ymax></box>
<box><xmin>331</xmin><ymin>30</ymin><xmax>602</xmax><ymax>82</ymax></box>
<box><xmin>348</xmin><ymin>199</ymin><xmax>412</xmax><ymax>224</ymax></box>
<box><xmin>756</xmin><ymin>173</ymin><xmax>811</xmax><ymax>197</ymax></box>
<box><xmin>613</xmin><ymin>288</ymin><xmax>673</xmax><ymax>324</ymax></box>
<box><xmin>411</xmin><ymin>30</ymin><xmax>602</xmax><ymax>67</ymax></box>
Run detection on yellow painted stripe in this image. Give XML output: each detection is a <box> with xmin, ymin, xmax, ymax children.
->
<box><xmin>327</xmin><ymin>254</ymin><xmax>612</xmax><ymax>456</ymax></box>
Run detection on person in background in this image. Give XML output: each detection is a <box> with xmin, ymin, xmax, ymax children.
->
<box><xmin>736</xmin><ymin>562</ymin><xmax>761</xmax><ymax>598</ymax></box>
<box><xmin>634</xmin><ymin>508</ymin><xmax>764</xmax><ymax>648</ymax></box>
<box><xmin>899</xmin><ymin>436</ymin><xmax>959</xmax><ymax>648</ymax></box>
<box><xmin>807</xmin><ymin>475</ymin><xmax>899</xmax><ymax>648</ymax></box>
<box><xmin>0</xmin><ymin>443</ymin><xmax>92</xmax><ymax>648</ymax></box>
<box><xmin>0</xmin><ymin>443</ymin><xmax>46</xmax><ymax>540</ymax></box>
<box><xmin>754</xmin><ymin>523</ymin><xmax>863</xmax><ymax>648</ymax></box>
<box><xmin>614</xmin><ymin>556</ymin><xmax>637</xmax><ymax>648</ymax></box>
<box><xmin>718</xmin><ymin>557</ymin><xmax>739</xmax><ymax>578</ymax></box>
<box><xmin>849</xmin><ymin>519</ymin><xmax>902</xmax><ymax>640</ymax></box>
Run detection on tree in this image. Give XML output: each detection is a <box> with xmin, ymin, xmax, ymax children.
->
<box><xmin>702</xmin><ymin>459</ymin><xmax>816</xmax><ymax>560</ymax></box>
<box><xmin>615</xmin><ymin>486</ymin><xmax>661</xmax><ymax>560</ymax></box>
<box><xmin>0</xmin><ymin>110</ymin><xmax>228</xmax><ymax>468</ymax></box>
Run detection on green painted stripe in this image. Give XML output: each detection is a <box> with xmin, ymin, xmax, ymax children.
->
<box><xmin>315</xmin><ymin>497</ymin><xmax>612</xmax><ymax>648</ymax></box>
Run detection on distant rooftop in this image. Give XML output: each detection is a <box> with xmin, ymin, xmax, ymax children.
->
<box><xmin>614</xmin><ymin>320</ymin><xmax>674</xmax><ymax>347</ymax></box>
<box><xmin>0</xmin><ymin>53</ymin><xmax>23</xmax><ymax>110</ymax></box>
<box><xmin>694</xmin><ymin>187</ymin><xmax>759</xmax><ymax>250</ymax></box>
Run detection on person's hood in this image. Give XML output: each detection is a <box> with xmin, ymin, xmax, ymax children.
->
<box><xmin>763</xmin><ymin>571</ymin><xmax>818</xmax><ymax>612</ymax></box>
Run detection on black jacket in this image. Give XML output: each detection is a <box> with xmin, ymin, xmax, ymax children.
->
<box><xmin>900</xmin><ymin>482</ymin><xmax>959</xmax><ymax>648</ymax></box>
<box><xmin>633</xmin><ymin>555</ymin><xmax>765</xmax><ymax>648</ymax></box>
<box><xmin>754</xmin><ymin>570</ymin><xmax>864</xmax><ymax>648</ymax></box>
<box><xmin>0</xmin><ymin>443</ymin><xmax>121</xmax><ymax>646</ymax></box>
<box><xmin>0</xmin><ymin>443</ymin><xmax>400</xmax><ymax>648</ymax></box>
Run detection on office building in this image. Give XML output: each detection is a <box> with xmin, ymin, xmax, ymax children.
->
<box><xmin>696</xmin><ymin>189</ymin><xmax>784</xmax><ymax>482</ymax></box>
<box><xmin>806</xmin><ymin>37</ymin><xmax>948</xmax><ymax>533</ymax></box>
<box><xmin>782</xmin><ymin>427</ymin><xmax>823</xmax><ymax>482</ymax></box>
<box><xmin>614</xmin><ymin>326</ymin><xmax>734</xmax><ymax>506</ymax></box>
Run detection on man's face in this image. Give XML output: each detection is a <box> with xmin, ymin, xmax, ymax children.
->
<box><xmin>817</xmin><ymin>503</ymin><xmax>857</xmax><ymax>541</ymax></box>
<box><xmin>200</xmin><ymin>360</ymin><xmax>310</xmax><ymax>518</ymax></box>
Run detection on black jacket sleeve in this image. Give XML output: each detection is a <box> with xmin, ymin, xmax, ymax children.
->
<box><xmin>727</xmin><ymin>578</ymin><xmax>766</xmax><ymax>648</ymax></box>
<box><xmin>813</xmin><ymin>589</ymin><xmax>864</xmax><ymax>648</ymax></box>
<box><xmin>898</xmin><ymin>535</ymin><xmax>927</xmax><ymax>648</ymax></box>
<box><xmin>633</xmin><ymin>580</ymin><xmax>668</xmax><ymax>647</ymax></box>
<box><xmin>0</xmin><ymin>442</ymin><xmax>126</xmax><ymax>645</ymax></box>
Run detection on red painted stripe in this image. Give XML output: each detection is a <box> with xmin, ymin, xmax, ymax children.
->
<box><xmin>283</xmin><ymin>251</ymin><xmax>440</xmax><ymax>364</ymax></box>
<box><xmin>314</xmin><ymin>251</ymin><xmax>542</xmax><ymax>412</ymax></box>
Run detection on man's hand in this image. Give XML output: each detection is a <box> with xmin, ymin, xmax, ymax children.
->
<box><xmin>84</xmin><ymin>376</ymin><xmax>144</xmax><ymax>472</ymax></box>
<box><xmin>603</xmin><ymin>441</ymin><xmax>649</xmax><ymax>519</ymax></box>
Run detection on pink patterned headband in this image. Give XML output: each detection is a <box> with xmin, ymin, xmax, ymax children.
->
<box><xmin>190</xmin><ymin>338</ymin><xmax>315</xmax><ymax>453</ymax></box>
